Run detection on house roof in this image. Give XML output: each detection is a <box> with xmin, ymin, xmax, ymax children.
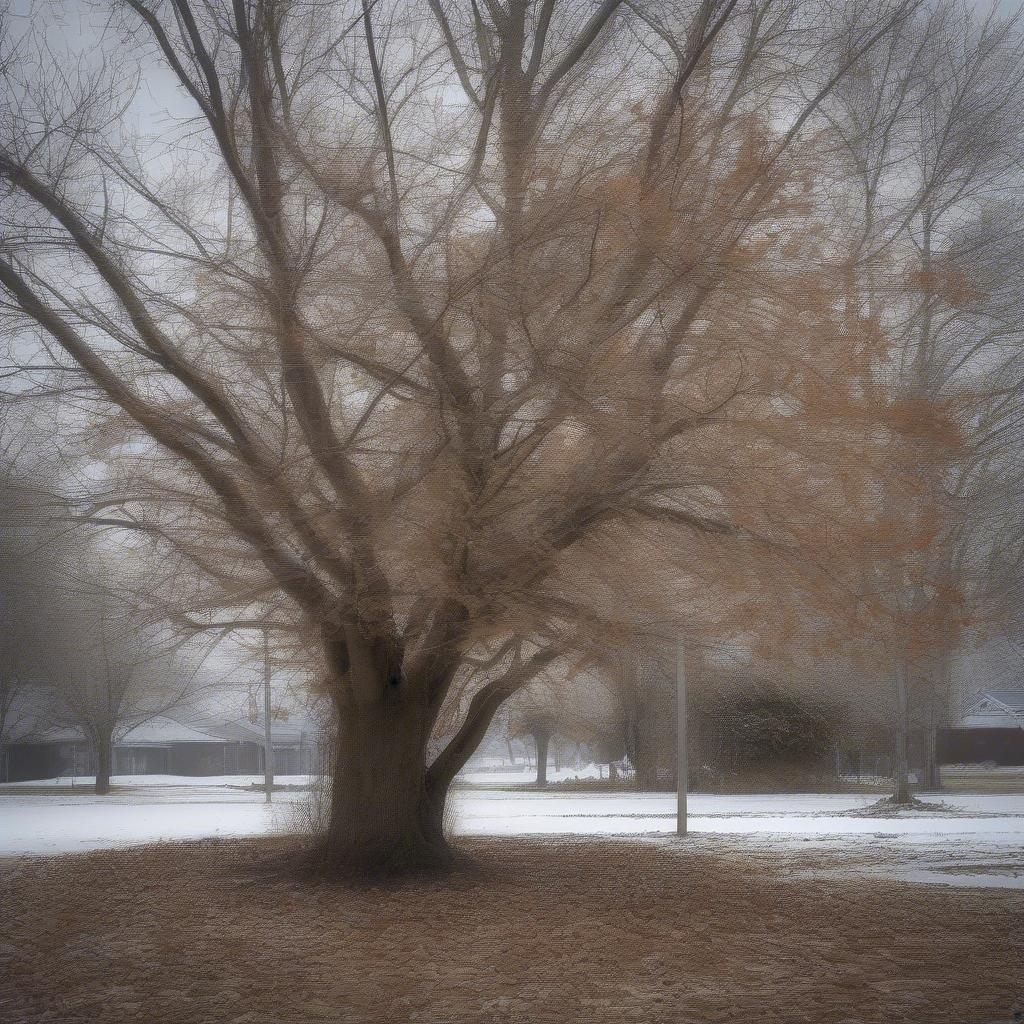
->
<box><xmin>20</xmin><ymin>716</ymin><xmax>230</xmax><ymax>746</ymax></box>
<box><xmin>966</xmin><ymin>689</ymin><xmax>1024</xmax><ymax>714</ymax></box>
<box><xmin>10</xmin><ymin>713</ymin><xmax>319</xmax><ymax>747</ymax></box>
<box><xmin>31</xmin><ymin>724</ymin><xmax>87</xmax><ymax>743</ymax></box>
<box><xmin>119</xmin><ymin>717</ymin><xmax>226</xmax><ymax>746</ymax></box>
<box><xmin>984</xmin><ymin>690</ymin><xmax>1024</xmax><ymax>711</ymax></box>
<box><xmin>199</xmin><ymin>718</ymin><xmax>317</xmax><ymax>745</ymax></box>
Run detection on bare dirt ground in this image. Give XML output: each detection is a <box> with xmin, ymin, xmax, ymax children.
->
<box><xmin>2</xmin><ymin>836</ymin><xmax>1021</xmax><ymax>1024</ymax></box>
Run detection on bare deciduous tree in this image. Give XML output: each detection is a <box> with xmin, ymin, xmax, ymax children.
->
<box><xmin>2</xmin><ymin>0</ymin><xmax>999</xmax><ymax>872</ymax></box>
<box><xmin>825</xmin><ymin>0</ymin><xmax>1024</xmax><ymax>801</ymax></box>
<box><xmin>35</xmin><ymin>577</ymin><xmax>214</xmax><ymax>794</ymax></box>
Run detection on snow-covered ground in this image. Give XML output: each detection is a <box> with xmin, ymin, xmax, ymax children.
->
<box><xmin>459</xmin><ymin>763</ymin><xmax>608</xmax><ymax>786</ymax></box>
<box><xmin>1</xmin><ymin>784</ymin><xmax>1022</xmax><ymax>887</ymax></box>
<box><xmin>0</xmin><ymin>773</ymin><xmax>315</xmax><ymax>788</ymax></box>
<box><xmin>0</xmin><ymin>764</ymin><xmax>605</xmax><ymax>789</ymax></box>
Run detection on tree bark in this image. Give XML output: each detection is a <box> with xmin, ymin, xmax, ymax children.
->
<box><xmin>94</xmin><ymin>730</ymin><xmax>113</xmax><ymax>796</ymax></box>
<box><xmin>311</xmin><ymin>647</ymin><xmax>556</xmax><ymax>877</ymax></box>
<box><xmin>924</xmin><ymin>724</ymin><xmax>942</xmax><ymax>791</ymax></box>
<box><xmin>621</xmin><ymin>705</ymin><xmax>657</xmax><ymax>788</ymax></box>
<box><xmin>633</xmin><ymin>718</ymin><xmax>658</xmax><ymax>790</ymax></box>
<box><xmin>318</xmin><ymin>691</ymin><xmax>452</xmax><ymax>876</ymax></box>
<box><xmin>533</xmin><ymin>728</ymin><xmax>549</xmax><ymax>787</ymax></box>
<box><xmin>923</xmin><ymin>652</ymin><xmax>950</xmax><ymax>792</ymax></box>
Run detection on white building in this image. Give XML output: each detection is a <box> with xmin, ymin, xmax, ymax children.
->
<box><xmin>957</xmin><ymin>690</ymin><xmax>1024</xmax><ymax>729</ymax></box>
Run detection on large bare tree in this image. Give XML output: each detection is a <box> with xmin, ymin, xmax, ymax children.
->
<box><xmin>0</xmin><ymin>0</ymin><xmax>963</xmax><ymax>872</ymax></box>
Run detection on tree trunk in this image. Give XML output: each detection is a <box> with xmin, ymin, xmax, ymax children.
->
<box><xmin>533</xmin><ymin>729</ymin><xmax>549</xmax><ymax>787</ymax></box>
<box><xmin>94</xmin><ymin>730</ymin><xmax>113</xmax><ymax>796</ymax></box>
<box><xmin>891</xmin><ymin>668</ymin><xmax>912</xmax><ymax>805</ymax></box>
<box><xmin>924</xmin><ymin>651</ymin><xmax>950</xmax><ymax>792</ymax></box>
<box><xmin>319</xmin><ymin>694</ymin><xmax>452</xmax><ymax>877</ymax></box>
<box><xmin>924</xmin><ymin>725</ymin><xmax>942</xmax><ymax>791</ymax></box>
<box><xmin>633</xmin><ymin>718</ymin><xmax>659</xmax><ymax>790</ymax></box>
<box><xmin>622</xmin><ymin>707</ymin><xmax>658</xmax><ymax>789</ymax></box>
<box><xmin>620</xmin><ymin>652</ymin><xmax>658</xmax><ymax>788</ymax></box>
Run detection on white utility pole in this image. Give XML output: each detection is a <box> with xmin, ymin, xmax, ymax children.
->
<box><xmin>676</xmin><ymin>640</ymin><xmax>688</xmax><ymax>836</ymax></box>
<box><xmin>263</xmin><ymin>630</ymin><xmax>273</xmax><ymax>804</ymax></box>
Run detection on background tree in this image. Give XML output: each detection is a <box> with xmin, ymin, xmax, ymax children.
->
<box><xmin>0</xmin><ymin>461</ymin><xmax>59</xmax><ymax>776</ymax></box>
<box><xmin>575</xmin><ymin>645</ymin><xmax>678</xmax><ymax>789</ymax></box>
<box><xmin>35</xmin><ymin>575</ymin><xmax>214</xmax><ymax>794</ymax></box>
<box><xmin>506</xmin><ymin>667</ymin><xmax>618</xmax><ymax>785</ymax></box>
<box><xmin>823</xmin><ymin>0</ymin><xmax>1024</xmax><ymax>800</ymax></box>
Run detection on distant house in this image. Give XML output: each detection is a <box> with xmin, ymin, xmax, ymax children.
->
<box><xmin>123</xmin><ymin>717</ymin><xmax>247</xmax><ymax>776</ymax></box>
<box><xmin>937</xmin><ymin>689</ymin><xmax>1024</xmax><ymax>767</ymax></box>
<box><xmin>3</xmin><ymin>716</ymin><xmax>228</xmax><ymax>782</ymax></box>
<box><xmin>2</xmin><ymin>714</ymin><xmax>321</xmax><ymax>782</ymax></box>
<box><xmin>197</xmin><ymin>718</ymin><xmax>319</xmax><ymax>776</ymax></box>
<box><xmin>956</xmin><ymin>690</ymin><xmax>1024</xmax><ymax>729</ymax></box>
<box><xmin>2</xmin><ymin>724</ymin><xmax>86</xmax><ymax>783</ymax></box>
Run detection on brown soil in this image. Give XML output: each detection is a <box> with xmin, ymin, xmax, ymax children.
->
<box><xmin>2</xmin><ymin>836</ymin><xmax>1021</xmax><ymax>1023</ymax></box>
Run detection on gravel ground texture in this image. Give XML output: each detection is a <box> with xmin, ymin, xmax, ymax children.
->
<box><xmin>3</xmin><ymin>836</ymin><xmax>1023</xmax><ymax>1024</ymax></box>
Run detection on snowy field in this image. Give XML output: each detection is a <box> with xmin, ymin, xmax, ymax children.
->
<box><xmin>0</xmin><ymin>773</ymin><xmax>316</xmax><ymax>788</ymax></box>
<box><xmin>1</xmin><ymin>782</ymin><xmax>1022</xmax><ymax>888</ymax></box>
<box><xmin>0</xmin><ymin>763</ymin><xmax>603</xmax><ymax>789</ymax></box>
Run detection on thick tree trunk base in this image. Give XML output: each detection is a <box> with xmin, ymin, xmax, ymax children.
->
<box><xmin>880</xmin><ymin>770</ymin><xmax>920</xmax><ymax>809</ymax></box>
<box><xmin>864</xmin><ymin>790</ymin><xmax>929</xmax><ymax>815</ymax></box>
<box><xmin>239</xmin><ymin>832</ymin><xmax>468</xmax><ymax>886</ymax></box>
<box><xmin>870</xmin><ymin>793</ymin><xmax>926</xmax><ymax>813</ymax></box>
<box><xmin>306</xmin><ymin>830</ymin><xmax>460</xmax><ymax>880</ymax></box>
<box><xmin>885</xmin><ymin>794</ymin><xmax>918</xmax><ymax>807</ymax></box>
<box><xmin>312</xmin><ymin>694</ymin><xmax>458</xmax><ymax>879</ymax></box>
<box><xmin>534</xmin><ymin>730</ymin><xmax>549</xmax><ymax>788</ymax></box>
<box><xmin>890</xmin><ymin>776</ymin><xmax>913</xmax><ymax>805</ymax></box>
<box><xmin>94</xmin><ymin>736</ymin><xmax>113</xmax><ymax>796</ymax></box>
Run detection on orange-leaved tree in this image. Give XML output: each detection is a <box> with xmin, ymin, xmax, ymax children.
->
<box><xmin>0</xmin><ymin>0</ymin><xmax>931</xmax><ymax>873</ymax></box>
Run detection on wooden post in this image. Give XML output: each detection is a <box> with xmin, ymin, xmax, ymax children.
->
<box><xmin>263</xmin><ymin>630</ymin><xmax>273</xmax><ymax>804</ymax></box>
<box><xmin>677</xmin><ymin>640</ymin><xmax>688</xmax><ymax>837</ymax></box>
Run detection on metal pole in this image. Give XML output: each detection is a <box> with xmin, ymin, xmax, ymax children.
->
<box><xmin>677</xmin><ymin>639</ymin><xmax>688</xmax><ymax>836</ymax></box>
<box><xmin>893</xmin><ymin>663</ymin><xmax>909</xmax><ymax>803</ymax></box>
<box><xmin>263</xmin><ymin>630</ymin><xmax>273</xmax><ymax>804</ymax></box>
